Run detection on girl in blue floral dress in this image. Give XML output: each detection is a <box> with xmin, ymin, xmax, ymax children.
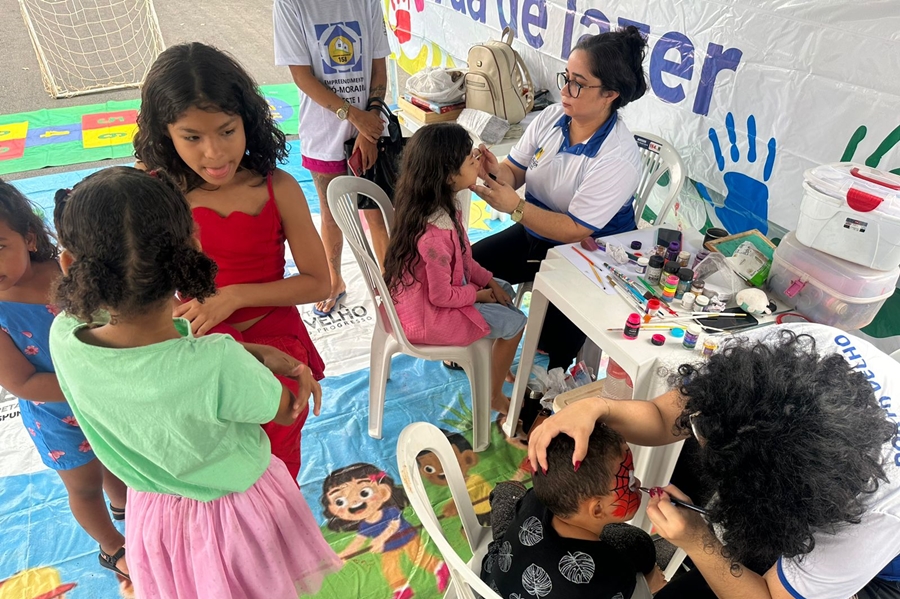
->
<box><xmin>0</xmin><ymin>179</ymin><xmax>130</xmax><ymax>583</ymax></box>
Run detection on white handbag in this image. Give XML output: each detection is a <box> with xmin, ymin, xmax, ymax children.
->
<box><xmin>464</xmin><ymin>27</ymin><xmax>534</xmax><ymax>124</ymax></box>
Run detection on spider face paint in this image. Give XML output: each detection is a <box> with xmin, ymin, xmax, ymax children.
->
<box><xmin>609</xmin><ymin>448</ymin><xmax>642</xmax><ymax>519</ymax></box>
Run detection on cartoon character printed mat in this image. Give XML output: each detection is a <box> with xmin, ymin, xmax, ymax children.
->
<box><xmin>0</xmin><ymin>84</ymin><xmax>301</xmax><ymax>176</ymax></box>
<box><xmin>0</xmin><ymin>147</ymin><xmax>528</xmax><ymax>599</ymax></box>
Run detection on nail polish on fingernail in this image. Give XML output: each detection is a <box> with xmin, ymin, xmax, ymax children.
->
<box><xmin>573</xmin><ymin>461</ymin><xmax>581</xmax><ymax>472</ymax></box>
<box><xmin>542</xmin><ymin>467</ymin><xmax>548</xmax><ymax>475</ymax></box>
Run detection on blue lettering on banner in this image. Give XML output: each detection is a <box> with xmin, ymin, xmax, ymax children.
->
<box><xmin>482</xmin><ymin>0</ymin><xmax>743</xmax><ymax>116</ymax></box>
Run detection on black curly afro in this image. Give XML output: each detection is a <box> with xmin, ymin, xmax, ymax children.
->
<box><xmin>672</xmin><ymin>329</ymin><xmax>895</xmax><ymax>572</ymax></box>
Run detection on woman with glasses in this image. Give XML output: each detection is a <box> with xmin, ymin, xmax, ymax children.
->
<box><xmin>527</xmin><ymin>323</ymin><xmax>900</xmax><ymax>599</ymax></box>
<box><xmin>469</xmin><ymin>26</ymin><xmax>648</xmax><ymax>372</ymax></box>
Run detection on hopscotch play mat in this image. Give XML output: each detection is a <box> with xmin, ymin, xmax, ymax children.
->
<box><xmin>0</xmin><ymin>135</ymin><xmax>533</xmax><ymax>598</ymax></box>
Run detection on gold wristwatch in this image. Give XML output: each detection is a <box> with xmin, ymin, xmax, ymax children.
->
<box><xmin>335</xmin><ymin>98</ymin><xmax>351</xmax><ymax>120</ymax></box>
<box><xmin>511</xmin><ymin>199</ymin><xmax>526</xmax><ymax>223</ymax></box>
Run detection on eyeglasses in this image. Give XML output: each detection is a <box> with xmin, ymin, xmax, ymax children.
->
<box><xmin>557</xmin><ymin>72</ymin><xmax>604</xmax><ymax>99</ymax></box>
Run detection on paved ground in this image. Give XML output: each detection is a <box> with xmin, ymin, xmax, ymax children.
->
<box><xmin>0</xmin><ymin>0</ymin><xmax>407</xmax><ymax>181</ymax></box>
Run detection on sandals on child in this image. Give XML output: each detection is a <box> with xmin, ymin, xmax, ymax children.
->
<box><xmin>99</xmin><ymin>546</ymin><xmax>130</xmax><ymax>580</ymax></box>
<box><xmin>442</xmin><ymin>360</ymin><xmax>463</xmax><ymax>371</ymax></box>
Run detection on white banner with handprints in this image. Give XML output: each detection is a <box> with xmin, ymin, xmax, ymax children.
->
<box><xmin>385</xmin><ymin>0</ymin><xmax>900</xmax><ymax>234</ymax></box>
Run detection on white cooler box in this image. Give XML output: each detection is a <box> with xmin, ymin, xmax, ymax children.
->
<box><xmin>797</xmin><ymin>163</ymin><xmax>900</xmax><ymax>271</ymax></box>
<box><xmin>767</xmin><ymin>232</ymin><xmax>899</xmax><ymax>330</ymax></box>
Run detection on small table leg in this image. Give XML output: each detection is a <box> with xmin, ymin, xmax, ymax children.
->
<box><xmin>504</xmin><ymin>287</ymin><xmax>549</xmax><ymax>437</ymax></box>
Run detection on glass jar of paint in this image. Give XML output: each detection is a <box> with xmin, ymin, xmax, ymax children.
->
<box><xmin>647</xmin><ymin>256</ymin><xmax>665</xmax><ymax>284</ymax></box>
<box><xmin>623</xmin><ymin>313</ymin><xmax>641</xmax><ymax>340</ymax></box>
<box><xmin>702</xmin><ymin>337</ymin><xmax>719</xmax><ymax>358</ymax></box>
<box><xmin>694</xmin><ymin>294</ymin><xmax>710</xmax><ymax>311</ymax></box>
<box><xmin>677</xmin><ymin>251</ymin><xmax>691</xmax><ymax>268</ymax></box>
<box><xmin>691</xmin><ymin>278</ymin><xmax>706</xmax><ymax>296</ymax></box>
<box><xmin>683</xmin><ymin>324</ymin><xmax>701</xmax><ymax>350</ymax></box>
<box><xmin>681</xmin><ymin>292</ymin><xmax>696</xmax><ymax>310</ymax></box>
<box><xmin>661</xmin><ymin>275</ymin><xmax>679</xmax><ymax>300</ymax></box>
<box><xmin>636</xmin><ymin>256</ymin><xmax>649</xmax><ymax>274</ymax></box>
<box><xmin>675</xmin><ymin>268</ymin><xmax>693</xmax><ymax>299</ymax></box>
<box><xmin>663</xmin><ymin>261</ymin><xmax>680</xmax><ymax>277</ymax></box>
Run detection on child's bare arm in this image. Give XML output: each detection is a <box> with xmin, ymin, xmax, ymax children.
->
<box><xmin>0</xmin><ymin>332</ymin><xmax>66</xmax><ymax>402</ymax></box>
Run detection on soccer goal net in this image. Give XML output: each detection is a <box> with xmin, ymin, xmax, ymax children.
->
<box><xmin>18</xmin><ymin>0</ymin><xmax>165</xmax><ymax>99</ymax></box>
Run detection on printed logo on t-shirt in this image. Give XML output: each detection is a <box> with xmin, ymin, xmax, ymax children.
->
<box><xmin>315</xmin><ymin>21</ymin><xmax>364</xmax><ymax>75</ymax></box>
<box><xmin>529</xmin><ymin>147</ymin><xmax>544</xmax><ymax>170</ymax></box>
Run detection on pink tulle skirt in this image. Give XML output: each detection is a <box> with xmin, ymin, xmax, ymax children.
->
<box><xmin>126</xmin><ymin>457</ymin><xmax>342</xmax><ymax>599</ymax></box>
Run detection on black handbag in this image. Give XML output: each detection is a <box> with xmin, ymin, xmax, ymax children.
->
<box><xmin>344</xmin><ymin>102</ymin><xmax>407</xmax><ymax>209</ymax></box>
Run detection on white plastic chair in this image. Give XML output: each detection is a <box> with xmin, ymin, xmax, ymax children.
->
<box><xmin>891</xmin><ymin>348</ymin><xmax>900</xmax><ymax>364</ymax></box>
<box><xmin>632</xmin><ymin>132</ymin><xmax>686</xmax><ymax>228</ymax></box>
<box><xmin>398</xmin><ymin>422</ymin><xmax>653</xmax><ymax>599</ymax></box>
<box><xmin>397</xmin><ymin>422</ymin><xmax>499</xmax><ymax>599</ymax></box>
<box><xmin>326</xmin><ymin>176</ymin><xmax>494</xmax><ymax>451</ymax></box>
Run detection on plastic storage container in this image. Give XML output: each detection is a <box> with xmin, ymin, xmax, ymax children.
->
<box><xmin>767</xmin><ymin>232</ymin><xmax>899</xmax><ymax>329</ymax></box>
<box><xmin>796</xmin><ymin>163</ymin><xmax>900</xmax><ymax>271</ymax></box>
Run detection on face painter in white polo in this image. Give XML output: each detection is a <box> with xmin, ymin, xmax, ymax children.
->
<box><xmin>470</xmin><ymin>26</ymin><xmax>648</xmax><ymax>371</ymax></box>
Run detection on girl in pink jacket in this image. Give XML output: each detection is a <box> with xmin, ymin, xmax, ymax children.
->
<box><xmin>384</xmin><ymin>123</ymin><xmax>527</xmax><ymax>415</ymax></box>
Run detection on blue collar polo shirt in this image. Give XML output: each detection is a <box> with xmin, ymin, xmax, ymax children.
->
<box><xmin>506</xmin><ymin>103</ymin><xmax>642</xmax><ymax>244</ymax></box>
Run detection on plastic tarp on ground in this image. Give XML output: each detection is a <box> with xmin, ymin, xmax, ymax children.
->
<box><xmin>0</xmin><ymin>147</ymin><xmax>529</xmax><ymax>598</ymax></box>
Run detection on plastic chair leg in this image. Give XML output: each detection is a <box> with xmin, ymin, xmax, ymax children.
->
<box><xmin>368</xmin><ymin>329</ymin><xmax>393</xmax><ymax>440</ymax></box>
<box><xmin>465</xmin><ymin>341</ymin><xmax>494</xmax><ymax>452</ymax></box>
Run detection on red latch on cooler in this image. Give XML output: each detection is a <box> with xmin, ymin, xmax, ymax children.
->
<box><xmin>784</xmin><ymin>277</ymin><xmax>807</xmax><ymax>298</ymax></box>
<box><xmin>847</xmin><ymin>188</ymin><xmax>883</xmax><ymax>212</ymax></box>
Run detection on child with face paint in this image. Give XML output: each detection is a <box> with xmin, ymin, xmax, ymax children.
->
<box><xmin>482</xmin><ymin>424</ymin><xmax>665</xmax><ymax>598</ymax></box>
<box><xmin>320</xmin><ymin>463</ymin><xmax>450</xmax><ymax>599</ymax></box>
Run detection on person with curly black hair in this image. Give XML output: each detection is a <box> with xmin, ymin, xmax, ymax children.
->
<box><xmin>528</xmin><ymin>323</ymin><xmax>900</xmax><ymax>599</ymax></box>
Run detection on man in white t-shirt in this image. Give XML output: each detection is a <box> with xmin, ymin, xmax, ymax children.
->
<box><xmin>274</xmin><ymin>0</ymin><xmax>392</xmax><ymax>316</ymax></box>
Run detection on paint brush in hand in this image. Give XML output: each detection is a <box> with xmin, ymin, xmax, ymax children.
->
<box><xmin>640</xmin><ymin>487</ymin><xmax>708</xmax><ymax>515</ymax></box>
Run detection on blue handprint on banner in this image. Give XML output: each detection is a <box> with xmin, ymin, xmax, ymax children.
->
<box><xmin>708</xmin><ymin>113</ymin><xmax>776</xmax><ymax>235</ymax></box>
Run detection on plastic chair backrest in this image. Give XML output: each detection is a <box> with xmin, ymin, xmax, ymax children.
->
<box><xmin>397</xmin><ymin>422</ymin><xmax>499</xmax><ymax>599</ymax></box>
<box><xmin>891</xmin><ymin>347</ymin><xmax>900</xmax><ymax>364</ymax></box>
<box><xmin>326</xmin><ymin>176</ymin><xmax>410</xmax><ymax>344</ymax></box>
<box><xmin>632</xmin><ymin>132</ymin><xmax>686</xmax><ymax>227</ymax></box>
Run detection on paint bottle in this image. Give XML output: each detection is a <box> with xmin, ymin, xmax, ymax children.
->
<box><xmin>644</xmin><ymin>298</ymin><xmax>661</xmax><ymax>323</ymax></box>
<box><xmin>691</xmin><ymin>278</ymin><xmax>706</xmax><ymax>297</ymax></box>
<box><xmin>631</xmin><ymin>241</ymin><xmax>643</xmax><ymax>250</ymax></box>
<box><xmin>683</xmin><ymin>324</ymin><xmax>701</xmax><ymax>350</ymax></box>
<box><xmin>675</xmin><ymin>268</ymin><xmax>693</xmax><ymax>299</ymax></box>
<box><xmin>702</xmin><ymin>338</ymin><xmax>719</xmax><ymax>358</ymax></box>
<box><xmin>655</xmin><ymin>244</ymin><xmax>668</xmax><ymax>258</ymax></box>
<box><xmin>693</xmin><ymin>227</ymin><xmax>729</xmax><ymax>268</ymax></box>
<box><xmin>677</xmin><ymin>251</ymin><xmax>691</xmax><ymax>268</ymax></box>
<box><xmin>661</xmin><ymin>275</ymin><xmax>679</xmax><ymax>300</ymax></box>
<box><xmin>651</xmin><ymin>334</ymin><xmax>666</xmax><ymax>346</ymax></box>
<box><xmin>694</xmin><ymin>294</ymin><xmax>710</xmax><ymax>311</ymax></box>
<box><xmin>636</xmin><ymin>256</ymin><xmax>649</xmax><ymax>274</ymax></box>
<box><xmin>623</xmin><ymin>313</ymin><xmax>641</xmax><ymax>340</ymax></box>
<box><xmin>647</xmin><ymin>255</ymin><xmax>665</xmax><ymax>284</ymax></box>
<box><xmin>663</xmin><ymin>261</ymin><xmax>681</xmax><ymax>277</ymax></box>
<box><xmin>666</xmin><ymin>241</ymin><xmax>681</xmax><ymax>264</ymax></box>
<box><xmin>681</xmin><ymin>292</ymin><xmax>696</xmax><ymax>310</ymax></box>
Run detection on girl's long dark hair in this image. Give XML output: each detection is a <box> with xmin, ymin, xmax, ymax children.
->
<box><xmin>383</xmin><ymin>123</ymin><xmax>472</xmax><ymax>294</ymax></box>
<box><xmin>133</xmin><ymin>42</ymin><xmax>288</xmax><ymax>192</ymax></box>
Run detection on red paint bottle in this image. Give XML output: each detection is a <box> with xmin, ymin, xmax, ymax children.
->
<box><xmin>623</xmin><ymin>313</ymin><xmax>641</xmax><ymax>340</ymax></box>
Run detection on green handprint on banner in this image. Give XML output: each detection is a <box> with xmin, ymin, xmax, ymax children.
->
<box><xmin>841</xmin><ymin>125</ymin><xmax>900</xmax><ymax>175</ymax></box>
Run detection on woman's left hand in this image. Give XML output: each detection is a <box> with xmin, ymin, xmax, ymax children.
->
<box><xmin>353</xmin><ymin>135</ymin><xmax>378</xmax><ymax>172</ymax></box>
<box><xmin>646</xmin><ymin>485</ymin><xmax>707</xmax><ymax>551</ymax></box>
<box><xmin>173</xmin><ymin>289</ymin><xmax>237</xmax><ymax>335</ymax></box>
<box><xmin>470</xmin><ymin>176</ymin><xmax>521</xmax><ymax>214</ymax></box>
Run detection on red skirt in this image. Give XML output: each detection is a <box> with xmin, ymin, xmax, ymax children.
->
<box><xmin>210</xmin><ymin>306</ymin><xmax>325</xmax><ymax>480</ymax></box>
